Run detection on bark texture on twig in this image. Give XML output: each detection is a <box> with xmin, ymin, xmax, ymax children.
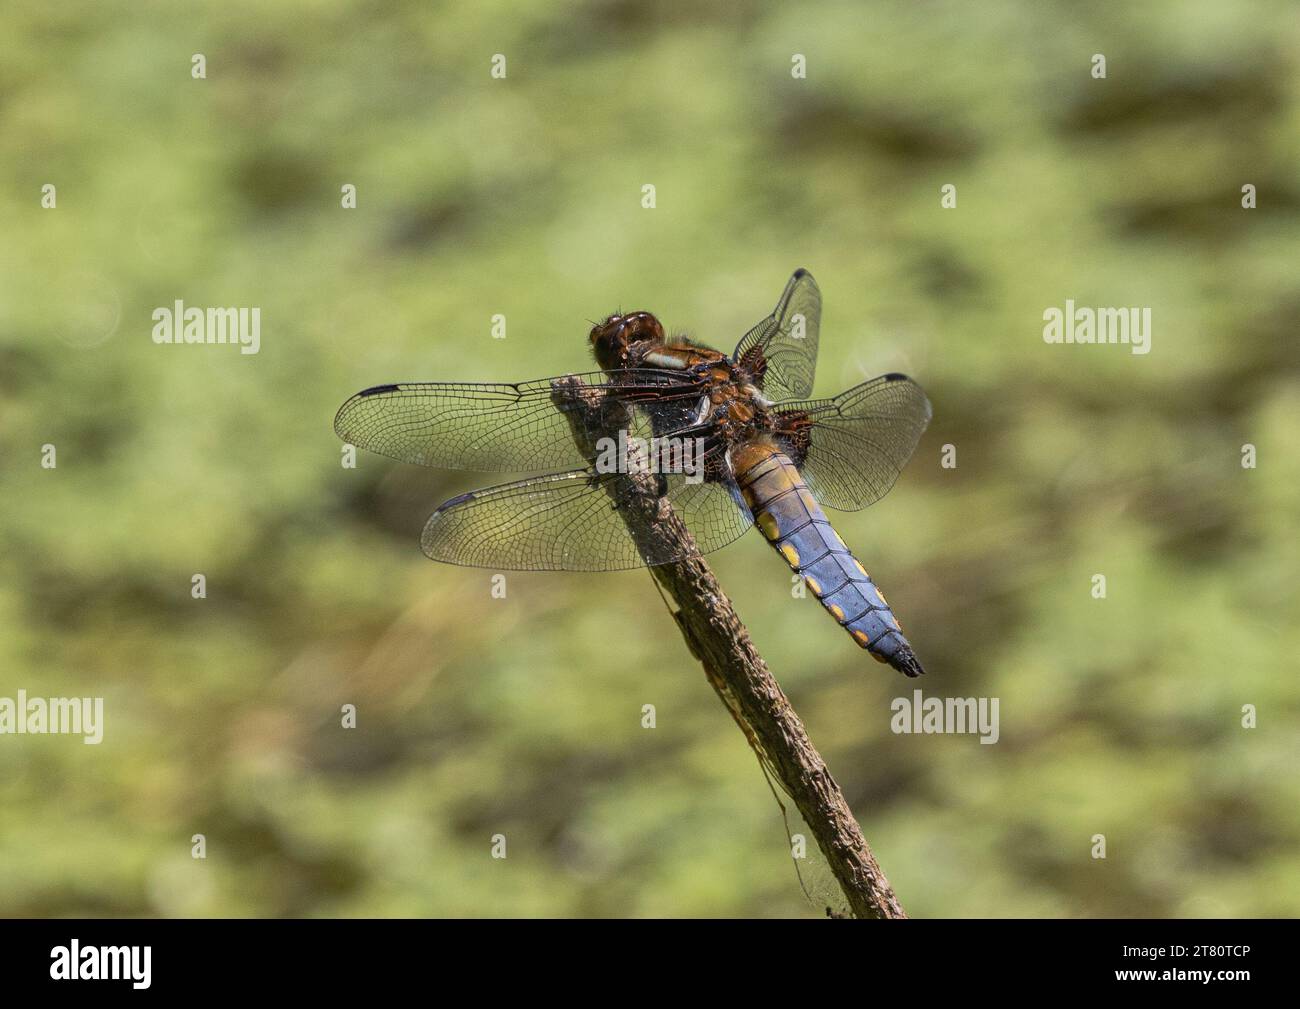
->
<box><xmin>553</xmin><ymin>377</ymin><xmax>906</xmax><ymax>920</ymax></box>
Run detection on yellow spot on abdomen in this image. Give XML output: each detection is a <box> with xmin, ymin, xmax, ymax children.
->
<box><xmin>756</xmin><ymin>511</ymin><xmax>779</xmax><ymax>540</ymax></box>
<box><xmin>854</xmin><ymin>558</ymin><xmax>869</xmax><ymax>578</ymax></box>
<box><xmin>804</xmin><ymin>575</ymin><xmax>822</xmax><ymax>596</ymax></box>
<box><xmin>851</xmin><ymin>629</ymin><xmax>871</xmax><ymax>648</ymax></box>
<box><xmin>828</xmin><ymin>603</ymin><xmax>845</xmax><ymax>622</ymax></box>
<box><xmin>779</xmin><ymin>543</ymin><xmax>800</xmax><ymax>567</ymax></box>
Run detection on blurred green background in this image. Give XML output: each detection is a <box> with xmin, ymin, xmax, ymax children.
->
<box><xmin>2</xmin><ymin>0</ymin><xmax>1298</xmax><ymax>917</ymax></box>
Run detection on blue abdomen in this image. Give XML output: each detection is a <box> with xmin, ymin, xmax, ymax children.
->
<box><xmin>734</xmin><ymin>445</ymin><xmax>924</xmax><ymax>677</ymax></box>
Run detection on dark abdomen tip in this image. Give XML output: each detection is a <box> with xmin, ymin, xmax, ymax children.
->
<box><xmin>888</xmin><ymin>641</ymin><xmax>925</xmax><ymax>678</ymax></box>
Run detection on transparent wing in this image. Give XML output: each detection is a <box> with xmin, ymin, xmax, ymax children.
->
<box><xmin>421</xmin><ymin>468</ymin><xmax>755</xmax><ymax>572</ymax></box>
<box><xmin>776</xmin><ymin>373</ymin><xmax>931</xmax><ymax>512</ymax></box>
<box><xmin>334</xmin><ymin>370</ymin><xmax>706</xmax><ymax>473</ymax></box>
<box><xmin>732</xmin><ymin>269</ymin><xmax>822</xmax><ymax>401</ymax></box>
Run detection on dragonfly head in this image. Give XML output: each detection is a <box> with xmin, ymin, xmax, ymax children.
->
<box><xmin>589</xmin><ymin>311</ymin><xmax>665</xmax><ymax>371</ymax></box>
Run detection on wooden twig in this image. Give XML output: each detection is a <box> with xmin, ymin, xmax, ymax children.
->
<box><xmin>553</xmin><ymin>377</ymin><xmax>906</xmax><ymax>919</ymax></box>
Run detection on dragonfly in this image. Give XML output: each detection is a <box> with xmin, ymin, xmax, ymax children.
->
<box><xmin>334</xmin><ymin>269</ymin><xmax>932</xmax><ymax>675</ymax></box>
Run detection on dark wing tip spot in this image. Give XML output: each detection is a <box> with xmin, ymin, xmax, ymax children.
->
<box><xmin>335</xmin><ymin>384</ymin><xmax>402</xmax><ymax>436</ymax></box>
<box><xmin>882</xmin><ymin>372</ymin><xmax>911</xmax><ymax>382</ymax></box>
<box><xmin>433</xmin><ymin>491</ymin><xmax>476</xmax><ymax>513</ymax></box>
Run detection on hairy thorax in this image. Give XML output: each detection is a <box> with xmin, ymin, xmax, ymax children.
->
<box><xmin>638</xmin><ymin>340</ymin><xmax>775</xmax><ymax>444</ymax></box>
